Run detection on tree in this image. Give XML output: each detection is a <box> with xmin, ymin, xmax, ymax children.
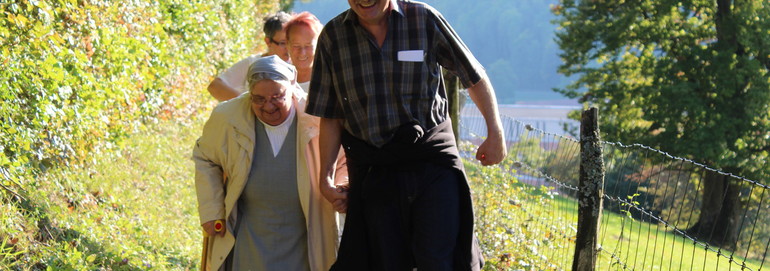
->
<box><xmin>553</xmin><ymin>0</ymin><xmax>769</xmax><ymax>250</ymax></box>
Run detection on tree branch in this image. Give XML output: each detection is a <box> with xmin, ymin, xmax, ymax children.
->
<box><xmin>0</xmin><ymin>180</ymin><xmax>24</xmax><ymax>201</ymax></box>
<box><xmin>0</xmin><ymin>168</ymin><xmax>25</xmax><ymax>201</ymax></box>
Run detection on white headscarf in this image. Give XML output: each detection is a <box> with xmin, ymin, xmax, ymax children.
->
<box><xmin>246</xmin><ymin>55</ymin><xmax>302</xmax><ymax>94</ymax></box>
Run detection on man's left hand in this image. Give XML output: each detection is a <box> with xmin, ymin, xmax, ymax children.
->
<box><xmin>476</xmin><ymin>132</ymin><xmax>506</xmax><ymax>166</ymax></box>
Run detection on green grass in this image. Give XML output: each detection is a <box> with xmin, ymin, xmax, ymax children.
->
<box><xmin>465</xmin><ymin>160</ymin><xmax>766</xmax><ymax>270</ymax></box>
<box><xmin>596</xmin><ymin>208</ymin><xmax>765</xmax><ymax>271</ymax></box>
<box><xmin>1</xmin><ymin>115</ymin><xmax>207</xmax><ymax>270</ymax></box>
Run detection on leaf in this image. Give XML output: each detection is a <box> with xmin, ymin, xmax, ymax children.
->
<box><xmin>51</xmin><ymin>32</ymin><xmax>65</xmax><ymax>45</ymax></box>
<box><xmin>13</xmin><ymin>14</ymin><xmax>29</xmax><ymax>28</ymax></box>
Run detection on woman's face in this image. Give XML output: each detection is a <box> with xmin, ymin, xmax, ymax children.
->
<box><xmin>265</xmin><ymin>30</ymin><xmax>290</xmax><ymax>62</ymax></box>
<box><xmin>250</xmin><ymin>80</ymin><xmax>292</xmax><ymax>126</ymax></box>
<box><xmin>288</xmin><ymin>24</ymin><xmax>319</xmax><ymax>72</ymax></box>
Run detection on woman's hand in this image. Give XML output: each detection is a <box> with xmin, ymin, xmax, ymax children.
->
<box><xmin>332</xmin><ymin>184</ymin><xmax>349</xmax><ymax>213</ymax></box>
<box><xmin>321</xmin><ymin>177</ymin><xmax>348</xmax><ymax>213</ymax></box>
<box><xmin>201</xmin><ymin>219</ymin><xmax>226</xmax><ymax>237</ymax></box>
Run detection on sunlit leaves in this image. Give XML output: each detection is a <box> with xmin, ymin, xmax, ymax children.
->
<box><xmin>1</xmin><ymin>0</ymin><xmax>271</xmax><ymax>195</ymax></box>
<box><xmin>554</xmin><ymin>0</ymin><xmax>770</xmax><ymax>181</ymax></box>
<box><xmin>2</xmin><ymin>0</ymin><xmax>282</xmax><ymax>268</ymax></box>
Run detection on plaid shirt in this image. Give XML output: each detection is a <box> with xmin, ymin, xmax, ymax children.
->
<box><xmin>306</xmin><ymin>0</ymin><xmax>485</xmax><ymax>147</ymax></box>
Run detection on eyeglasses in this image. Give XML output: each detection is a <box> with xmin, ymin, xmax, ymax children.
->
<box><xmin>269</xmin><ymin>38</ymin><xmax>287</xmax><ymax>47</ymax></box>
<box><xmin>251</xmin><ymin>92</ymin><xmax>288</xmax><ymax>106</ymax></box>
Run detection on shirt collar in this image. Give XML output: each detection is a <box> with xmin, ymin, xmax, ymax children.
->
<box><xmin>343</xmin><ymin>0</ymin><xmax>404</xmax><ymax>24</ymax></box>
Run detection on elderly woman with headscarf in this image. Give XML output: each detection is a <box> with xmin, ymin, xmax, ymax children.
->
<box><xmin>193</xmin><ymin>55</ymin><xmax>347</xmax><ymax>271</ymax></box>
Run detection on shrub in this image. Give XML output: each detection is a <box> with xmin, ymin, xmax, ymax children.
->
<box><xmin>1</xmin><ymin>0</ymin><xmax>279</xmax><ymax>194</ymax></box>
<box><xmin>1</xmin><ymin>0</ymin><xmax>282</xmax><ymax>268</ymax></box>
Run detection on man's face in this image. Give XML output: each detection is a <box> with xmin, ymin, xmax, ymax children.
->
<box><xmin>266</xmin><ymin>30</ymin><xmax>290</xmax><ymax>62</ymax></box>
<box><xmin>347</xmin><ymin>0</ymin><xmax>390</xmax><ymax>25</ymax></box>
<box><xmin>250</xmin><ymin>79</ymin><xmax>292</xmax><ymax>126</ymax></box>
<box><xmin>287</xmin><ymin>24</ymin><xmax>319</xmax><ymax>73</ymax></box>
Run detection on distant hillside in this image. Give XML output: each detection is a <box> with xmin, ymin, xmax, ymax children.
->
<box><xmin>289</xmin><ymin>0</ymin><xmax>574</xmax><ymax>104</ymax></box>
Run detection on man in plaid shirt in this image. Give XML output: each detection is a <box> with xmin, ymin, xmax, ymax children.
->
<box><xmin>306</xmin><ymin>1</ymin><xmax>507</xmax><ymax>270</ymax></box>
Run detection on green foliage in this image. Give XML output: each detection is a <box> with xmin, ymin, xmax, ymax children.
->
<box><xmin>0</xmin><ymin>0</ymin><xmax>275</xmax><ymax>205</ymax></box>
<box><xmin>0</xmin><ymin>0</ymin><xmax>285</xmax><ymax>269</ymax></box>
<box><xmin>462</xmin><ymin>138</ymin><xmax>577</xmax><ymax>270</ymax></box>
<box><xmin>466</xmin><ymin>161</ymin><xmax>569</xmax><ymax>270</ymax></box>
<box><xmin>553</xmin><ymin>0</ymin><xmax>770</xmax><ymax>180</ymax></box>
<box><xmin>0</xmin><ymin>237</ymin><xmax>24</xmax><ymax>269</ymax></box>
<box><xmin>1</xmin><ymin>118</ymin><xmax>205</xmax><ymax>269</ymax></box>
<box><xmin>553</xmin><ymin>0</ymin><xmax>769</xmax><ymax>251</ymax></box>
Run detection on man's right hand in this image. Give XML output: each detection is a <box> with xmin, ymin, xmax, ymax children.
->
<box><xmin>201</xmin><ymin>220</ymin><xmax>226</xmax><ymax>237</ymax></box>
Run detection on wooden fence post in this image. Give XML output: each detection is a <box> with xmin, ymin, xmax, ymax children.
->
<box><xmin>572</xmin><ymin>107</ymin><xmax>605</xmax><ymax>270</ymax></box>
<box><xmin>444</xmin><ymin>69</ymin><xmax>460</xmax><ymax>143</ymax></box>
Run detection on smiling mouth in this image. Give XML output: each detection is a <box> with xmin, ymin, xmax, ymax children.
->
<box><xmin>262</xmin><ymin>109</ymin><xmax>279</xmax><ymax>115</ymax></box>
<box><xmin>357</xmin><ymin>0</ymin><xmax>376</xmax><ymax>8</ymax></box>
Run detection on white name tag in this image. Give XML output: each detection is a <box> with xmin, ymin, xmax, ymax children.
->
<box><xmin>398</xmin><ymin>50</ymin><xmax>424</xmax><ymax>62</ymax></box>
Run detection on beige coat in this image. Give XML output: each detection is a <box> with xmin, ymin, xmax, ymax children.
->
<box><xmin>193</xmin><ymin>90</ymin><xmax>344</xmax><ymax>271</ymax></box>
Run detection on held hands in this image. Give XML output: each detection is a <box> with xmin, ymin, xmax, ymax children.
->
<box><xmin>320</xmin><ymin>176</ymin><xmax>349</xmax><ymax>213</ymax></box>
<box><xmin>476</xmin><ymin>131</ymin><xmax>507</xmax><ymax>166</ymax></box>
<box><xmin>202</xmin><ymin>219</ymin><xmax>225</xmax><ymax>237</ymax></box>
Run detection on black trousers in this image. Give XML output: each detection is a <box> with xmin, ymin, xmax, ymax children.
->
<box><xmin>332</xmin><ymin>119</ymin><xmax>483</xmax><ymax>271</ymax></box>
<box><xmin>355</xmin><ymin>162</ymin><xmax>460</xmax><ymax>271</ymax></box>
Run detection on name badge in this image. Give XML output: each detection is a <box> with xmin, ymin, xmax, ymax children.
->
<box><xmin>398</xmin><ymin>50</ymin><xmax>424</xmax><ymax>62</ymax></box>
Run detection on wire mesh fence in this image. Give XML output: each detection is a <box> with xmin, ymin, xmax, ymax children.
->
<box><xmin>459</xmin><ymin>104</ymin><xmax>770</xmax><ymax>270</ymax></box>
<box><xmin>461</xmin><ymin>104</ymin><xmax>581</xmax><ymax>269</ymax></box>
<box><xmin>598</xmin><ymin>142</ymin><xmax>769</xmax><ymax>270</ymax></box>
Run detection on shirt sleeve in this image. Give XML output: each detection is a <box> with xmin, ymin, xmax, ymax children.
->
<box><xmin>192</xmin><ymin>108</ymin><xmax>228</xmax><ymax>224</ymax></box>
<box><xmin>428</xmin><ymin>8</ymin><xmax>485</xmax><ymax>88</ymax></box>
<box><xmin>218</xmin><ymin>55</ymin><xmax>259</xmax><ymax>93</ymax></box>
<box><xmin>306</xmin><ymin>29</ymin><xmax>344</xmax><ymax>119</ymax></box>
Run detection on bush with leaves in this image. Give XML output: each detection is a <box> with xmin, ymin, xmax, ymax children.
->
<box><xmin>1</xmin><ymin>0</ymin><xmax>282</xmax><ymax>268</ymax></box>
<box><xmin>0</xmin><ymin>0</ymin><xmax>279</xmax><ymax>196</ymax></box>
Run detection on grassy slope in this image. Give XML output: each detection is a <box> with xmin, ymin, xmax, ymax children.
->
<box><xmin>2</xmin><ymin>114</ymin><xmax>207</xmax><ymax>270</ymax></box>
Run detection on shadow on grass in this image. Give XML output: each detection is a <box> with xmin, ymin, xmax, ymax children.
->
<box><xmin>9</xmin><ymin>192</ymin><xmax>195</xmax><ymax>270</ymax></box>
